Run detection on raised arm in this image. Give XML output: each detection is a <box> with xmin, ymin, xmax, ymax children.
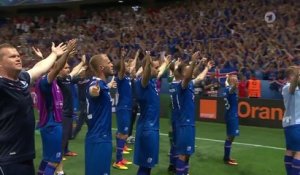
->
<box><xmin>194</xmin><ymin>60</ymin><xmax>214</xmax><ymax>85</ymax></box>
<box><xmin>118</xmin><ymin>49</ymin><xmax>126</xmax><ymax>80</ymax></box>
<box><xmin>136</xmin><ymin>66</ymin><xmax>143</xmax><ymax>78</ymax></box>
<box><xmin>227</xmin><ymin>75</ymin><xmax>238</xmax><ymax>94</ymax></box>
<box><xmin>290</xmin><ymin>69</ymin><xmax>299</xmax><ymax>94</ymax></box>
<box><xmin>129</xmin><ymin>49</ymin><xmax>140</xmax><ymax>77</ymax></box>
<box><xmin>141</xmin><ymin>52</ymin><xmax>152</xmax><ymax>88</ymax></box>
<box><xmin>157</xmin><ymin>55</ymin><xmax>172</xmax><ymax>80</ymax></box>
<box><xmin>181</xmin><ymin>51</ymin><xmax>200</xmax><ymax>89</ymax></box>
<box><xmin>27</xmin><ymin>42</ymin><xmax>67</xmax><ymax>82</ymax></box>
<box><xmin>32</xmin><ymin>47</ymin><xmax>44</xmax><ymax>59</ymax></box>
<box><xmin>47</xmin><ymin>39</ymin><xmax>77</xmax><ymax>83</ymax></box>
<box><xmin>69</xmin><ymin>55</ymin><xmax>86</xmax><ymax>78</ymax></box>
<box><xmin>193</xmin><ymin>57</ymin><xmax>207</xmax><ymax>78</ymax></box>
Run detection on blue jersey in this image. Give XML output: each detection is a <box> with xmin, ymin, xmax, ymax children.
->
<box><xmin>86</xmin><ymin>77</ymin><xmax>112</xmax><ymax>143</ymax></box>
<box><xmin>223</xmin><ymin>86</ymin><xmax>238</xmax><ymax>119</ymax></box>
<box><xmin>177</xmin><ymin>81</ymin><xmax>195</xmax><ymax>126</ymax></box>
<box><xmin>135</xmin><ymin>77</ymin><xmax>160</xmax><ymax>130</ymax></box>
<box><xmin>282</xmin><ymin>83</ymin><xmax>300</xmax><ymax>128</ymax></box>
<box><xmin>116</xmin><ymin>75</ymin><xmax>132</xmax><ymax>110</ymax></box>
<box><xmin>169</xmin><ymin>81</ymin><xmax>180</xmax><ymax>123</ymax></box>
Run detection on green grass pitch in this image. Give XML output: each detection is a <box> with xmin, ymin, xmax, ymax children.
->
<box><xmin>33</xmin><ymin>116</ymin><xmax>285</xmax><ymax>175</ymax></box>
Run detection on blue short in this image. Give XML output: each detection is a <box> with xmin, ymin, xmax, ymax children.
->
<box><xmin>116</xmin><ymin>109</ymin><xmax>131</xmax><ymax>135</ymax></box>
<box><xmin>225</xmin><ymin>117</ymin><xmax>240</xmax><ymax>137</ymax></box>
<box><xmin>285</xmin><ymin>125</ymin><xmax>300</xmax><ymax>151</ymax></box>
<box><xmin>134</xmin><ymin>130</ymin><xmax>159</xmax><ymax>168</ymax></box>
<box><xmin>175</xmin><ymin>125</ymin><xmax>195</xmax><ymax>155</ymax></box>
<box><xmin>40</xmin><ymin>124</ymin><xmax>63</xmax><ymax>163</ymax></box>
<box><xmin>85</xmin><ymin>141</ymin><xmax>112</xmax><ymax>175</ymax></box>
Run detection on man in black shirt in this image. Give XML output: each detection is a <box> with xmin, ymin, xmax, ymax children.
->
<box><xmin>0</xmin><ymin>42</ymin><xmax>67</xmax><ymax>175</ymax></box>
<box><xmin>57</xmin><ymin>56</ymin><xmax>85</xmax><ymax>157</ymax></box>
<box><xmin>72</xmin><ymin>67</ymin><xmax>89</xmax><ymax>139</ymax></box>
<box><xmin>194</xmin><ymin>80</ymin><xmax>206</xmax><ymax>96</ymax></box>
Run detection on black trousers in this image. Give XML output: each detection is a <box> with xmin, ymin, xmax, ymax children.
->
<box><xmin>62</xmin><ymin>116</ymin><xmax>73</xmax><ymax>153</ymax></box>
<box><xmin>73</xmin><ymin>101</ymin><xmax>87</xmax><ymax>138</ymax></box>
<box><xmin>0</xmin><ymin>160</ymin><xmax>34</xmax><ymax>175</ymax></box>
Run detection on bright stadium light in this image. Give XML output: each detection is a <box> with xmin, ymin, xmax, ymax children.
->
<box><xmin>118</xmin><ymin>0</ymin><xmax>124</xmax><ymax>3</ymax></box>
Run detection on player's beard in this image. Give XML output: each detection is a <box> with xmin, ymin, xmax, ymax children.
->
<box><xmin>104</xmin><ymin>66</ymin><xmax>114</xmax><ymax>77</ymax></box>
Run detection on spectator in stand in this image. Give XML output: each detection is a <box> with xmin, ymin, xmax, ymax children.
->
<box><xmin>204</xmin><ymin>72</ymin><xmax>220</xmax><ymax>97</ymax></box>
<box><xmin>247</xmin><ymin>73</ymin><xmax>261</xmax><ymax>98</ymax></box>
<box><xmin>0</xmin><ymin>0</ymin><xmax>299</xmax><ymax>85</ymax></box>
<box><xmin>238</xmin><ymin>74</ymin><xmax>248</xmax><ymax>98</ymax></box>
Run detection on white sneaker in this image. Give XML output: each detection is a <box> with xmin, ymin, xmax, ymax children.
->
<box><xmin>56</xmin><ymin>171</ymin><xmax>65</xmax><ymax>175</ymax></box>
<box><xmin>127</xmin><ymin>136</ymin><xmax>135</xmax><ymax>144</ymax></box>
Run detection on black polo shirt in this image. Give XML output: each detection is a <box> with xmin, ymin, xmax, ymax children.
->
<box><xmin>0</xmin><ymin>72</ymin><xmax>35</xmax><ymax>165</ymax></box>
<box><xmin>57</xmin><ymin>75</ymin><xmax>74</xmax><ymax>118</ymax></box>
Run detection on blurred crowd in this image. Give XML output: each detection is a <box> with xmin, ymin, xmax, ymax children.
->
<box><xmin>0</xmin><ymin>0</ymin><xmax>299</xmax><ymax>81</ymax></box>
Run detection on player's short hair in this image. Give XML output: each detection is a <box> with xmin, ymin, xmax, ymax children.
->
<box><xmin>286</xmin><ymin>66</ymin><xmax>299</xmax><ymax>78</ymax></box>
<box><xmin>176</xmin><ymin>62</ymin><xmax>187</xmax><ymax>76</ymax></box>
<box><xmin>0</xmin><ymin>43</ymin><xmax>15</xmax><ymax>60</ymax></box>
<box><xmin>226</xmin><ymin>74</ymin><xmax>238</xmax><ymax>86</ymax></box>
<box><xmin>89</xmin><ymin>54</ymin><xmax>105</xmax><ymax>74</ymax></box>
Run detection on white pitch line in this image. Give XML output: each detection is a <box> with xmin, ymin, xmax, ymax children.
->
<box><xmin>34</xmin><ymin>120</ymin><xmax>284</xmax><ymax>150</ymax></box>
<box><xmin>35</xmin><ymin>127</ymin><xmax>286</xmax><ymax>151</ymax></box>
<box><xmin>112</xmin><ymin>128</ymin><xmax>285</xmax><ymax>151</ymax></box>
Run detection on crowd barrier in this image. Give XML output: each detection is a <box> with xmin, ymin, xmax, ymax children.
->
<box><xmin>160</xmin><ymin>78</ymin><xmax>284</xmax><ymax>99</ymax></box>
<box><xmin>196</xmin><ymin>96</ymin><xmax>284</xmax><ymax>128</ymax></box>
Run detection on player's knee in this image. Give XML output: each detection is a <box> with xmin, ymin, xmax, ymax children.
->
<box><xmin>294</xmin><ymin>151</ymin><xmax>300</xmax><ymax>159</ymax></box>
<box><xmin>227</xmin><ymin>136</ymin><xmax>235</xmax><ymax>142</ymax></box>
<box><xmin>48</xmin><ymin>162</ymin><xmax>59</xmax><ymax>167</ymax></box>
<box><xmin>178</xmin><ymin>155</ymin><xmax>189</xmax><ymax>161</ymax></box>
<box><xmin>122</xmin><ymin>134</ymin><xmax>128</xmax><ymax>139</ymax></box>
<box><xmin>116</xmin><ymin>133</ymin><xmax>128</xmax><ymax>139</ymax></box>
<box><xmin>286</xmin><ymin>150</ymin><xmax>294</xmax><ymax>156</ymax></box>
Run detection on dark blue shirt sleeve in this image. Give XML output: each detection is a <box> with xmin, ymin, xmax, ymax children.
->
<box><xmin>19</xmin><ymin>71</ymin><xmax>31</xmax><ymax>84</ymax></box>
<box><xmin>39</xmin><ymin>76</ymin><xmax>52</xmax><ymax>93</ymax></box>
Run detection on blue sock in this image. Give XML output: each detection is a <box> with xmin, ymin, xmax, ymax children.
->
<box><xmin>137</xmin><ymin>166</ymin><xmax>151</xmax><ymax>175</ymax></box>
<box><xmin>224</xmin><ymin>140</ymin><xmax>232</xmax><ymax>160</ymax></box>
<box><xmin>184</xmin><ymin>159</ymin><xmax>189</xmax><ymax>175</ymax></box>
<box><xmin>292</xmin><ymin>158</ymin><xmax>300</xmax><ymax>175</ymax></box>
<box><xmin>116</xmin><ymin>137</ymin><xmax>126</xmax><ymax>163</ymax></box>
<box><xmin>169</xmin><ymin>144</ymin><xmax>176</xmax><ymax>166</ymax></box>
<box><xmin>44</xmin><ymin>163</ymin><xmax>56</xmax><ymax>175</ymax></box>
<box><xmin>285</xmin><ymin>155</ymin><xmax>293</xmax><ymax>175</ymax></box>
<box><xmin>176</xmin><ymin>159</ymin><xmax>185</xmax><ymax>175</ymax></box>
<box><xmin>37</xmin><ymin>160</ymin><xmax>47</xmax><ymax>175</ymax></box>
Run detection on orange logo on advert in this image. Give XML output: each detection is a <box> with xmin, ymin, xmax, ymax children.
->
<box><xmin>238</xmin><ymin>101</ymin><xmax>283</xmax><ymax>120</ymax></box>
<box><xmin>199</xmin><ymin>99</ymin><xmax>217</xmax><ymax>119</ymax></box>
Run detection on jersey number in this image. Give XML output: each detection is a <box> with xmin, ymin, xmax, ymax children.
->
<box><xmin>224</xmin><ymin>98</ymin><xmax>230</xmax><ymax>110</ymax></box>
